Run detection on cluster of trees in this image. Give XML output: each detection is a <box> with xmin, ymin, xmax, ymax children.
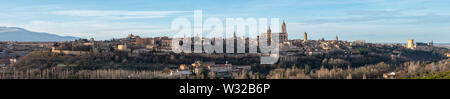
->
<box><xmin>0</xmin><ymin>68</ymin><xmax>170</xmax><ymax>79</ymax></box>
<box><xmin>11</xmin><ymin>51</ymin><xmax>176</xmax><ymax>71</ymax></box>
<box><xmin>3</xmin><ymin>58</ymin><xmax>447</xmax><ymax>79</ymax></box>
<box><xmin>262</xmin><ymin>59</ymin><xmax>449</xmax><ymax>79</ymax></box>
<box><xmin>54</xmin><ymin>43</ymin><xmax>91</xmax><ymax>51</ymax></box>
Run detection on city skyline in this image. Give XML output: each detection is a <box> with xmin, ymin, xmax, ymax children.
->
<box><xmin>0</xmin><ymin>0</ymin><xmax>449</xmax><ymax>43</ymax></box>
<box><xmin>1</xmin><ymin>1</ymin><xmax>449</xmax><ymax>96</ymax></box>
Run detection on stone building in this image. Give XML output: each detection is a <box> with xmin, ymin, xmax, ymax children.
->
<box><xmin>407</xmin><ymin>39</ymin><xmax>416</xmax><ymax>49</ymax></box>
<box><xmin>260</xmin><ymin>20</ymin><xmax>289</xmax><ymax>43</ymax></box>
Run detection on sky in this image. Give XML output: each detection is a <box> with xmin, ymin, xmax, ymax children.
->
<box><xmin>0</xmin><ymin>0</ymin><xmax>449</xmax><ymax>43</ymax></box>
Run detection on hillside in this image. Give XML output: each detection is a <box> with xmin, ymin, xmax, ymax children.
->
<box><xmin>0</xmin><ymin>27</ymin><xmax>78</xmax><ymax>42</ymax></box>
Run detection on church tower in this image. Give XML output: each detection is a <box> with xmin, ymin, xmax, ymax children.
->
<box><xmin>233</xmin><ymin>32</ymin><xmax>237</xmax><ymax>40</ymax></box>
<box><xmin>428</xmin><ymin>40</ymin><xmax>434</xmax><ymax>46</ymax></box>
<box><xmin>280</xmin><ymin>20</ymin><xmax>288</xmax><ymax>42</ymax></box>
<box><xmin>282</xmin><ymin>20</ymin><xmax>287</xmax><ymax>33</ymax></box>
<box><xmin>335</xmin><ymin>35</ymin><xmax>339</xmax><ymax>41</ymax></box>
<box><xmin>266</xmin><ymin>26</ymin><xmax>272</xmax><ymax>39</ymax></box>
<box><xmin>266</xmin><ymin>26</ymin><xmax>272</xmax><ymax>44</ymax></box>
<box><xmin>303</xmin><ymin>32</ymin><xmax>308</xmax><ymax>42</ymax></box>
<box><xmin>407</xmin><ymin>39</ymin><xmax>416</xmax><ymax>49</ymax></box>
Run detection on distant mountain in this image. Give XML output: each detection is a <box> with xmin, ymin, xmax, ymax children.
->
<box><xmin>0</xmin><ymin>27</ymin><xmax>79</xmax><ymax>42</ymax></box>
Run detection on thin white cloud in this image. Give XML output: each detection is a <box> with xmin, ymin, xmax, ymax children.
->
<box><xmin>51</xmin><ymin>10</ymin><xmax>190</xmax><ymax>19</ymax></box>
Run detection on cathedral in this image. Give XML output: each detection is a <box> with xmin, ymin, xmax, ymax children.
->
<box><xmin>261</xmin><ymin>20</ymin><xmax>289</xmax><ymax>43</ymax></box>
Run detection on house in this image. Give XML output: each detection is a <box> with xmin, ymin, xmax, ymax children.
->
<box><xmin>193</xmin><ymin>67</ymin><xmax>206</xmax><ymax>75</ymax></box>
<box><xmin>170</xmin><ymin>70</ymin><xmax>193</xmax><ymax>76</ymax></box>
<box><xmin>179</xmin><ymin>64</ymin><xmax>189</xmax><ymax>70</ymax></box>
<box><xmin>208</xmin><ymin>64</ymin><xmax>231</xmax><ymax>73</ymax></box>
<box><xmin>208</xmin><ymin>62</ymin><xmax>233</xmax><ymax>73</ymax></box>
<box><xmin>383</xmin><ymin>72</ymin><xmax>396</xmax><ymax>79</ymax></box>
<box><xmin>191</xmin><ymin>61</ymin><xmax>215</xmax><ymax>67</ymax></box>
<box><xmin>10</xmin><ymin>58</ymin><xmax>17</xmax><ymax>64</ymax></box>
<box><xmin>232</xmin><ymin>65</ymin><xmax>251</xmax><ymax>72</ymax></box>
<box><xmin>51</xmin><ymin>47</ymin><xmax>90</xmax><ymax>55</ymax></box>
<box><xmin>117</xmin><ymin>45</ymin><xmax>129</xmax><ymax>51</ymax></box>
<box><xmin>307</xmin><ymin>51</ymin><xmax>322</xmax><ymax>56</ymax></box>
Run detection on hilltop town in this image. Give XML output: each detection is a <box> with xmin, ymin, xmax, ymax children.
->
<box><xmin>1</xmin><ymin>22</ymin><xmax>449</xmax><ymax>79</ymax></box>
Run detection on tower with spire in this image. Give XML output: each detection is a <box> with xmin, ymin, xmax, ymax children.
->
<box><xmin>336</xmin><ymin>35</ymin><xmax>339</xmax><ymax>41</ymax></box>
<box><xmin>266</xmin><ymin>26</ymin><xmax>272</xmax><ymax>44</ymax></box>
<box><xmin>259</xmin><ymin>20</ymin><xmax>289</xmax><ymax>43</ymax></box>
<box><xmin>280</xmin><ymin>20</ymin><xmax>288</xmax><ymax>42</ymax></box>
<box><xmin>233</xmin><ymin>32</ymin><xmax>237</xmax><ymax>40</ymax></box>
<box><xmin>303</xmin><ymin>32</ymin><xmax>308</xmax><ymax>42</ymax></box>
<box><xmin>428</xmin><ymin>40</ymin><xmax>434</xmax><ymax>46</ymax></box>
<box><xmin>282</xmin><ymin>20</ymin><xmax>287</xmax><ymax>33</ymax></box>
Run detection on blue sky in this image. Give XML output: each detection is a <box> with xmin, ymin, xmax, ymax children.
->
<box><xmin>0</xmin><ymin>0</ymin><xmax>449</xmax><ymax>43</ymax></box>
